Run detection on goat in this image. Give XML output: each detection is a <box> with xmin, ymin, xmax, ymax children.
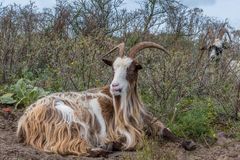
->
<box><xmin>204</xmin><ymin>23</ymin><xmax>240</xmax><ymax>80</ymax></box>
<box><xmin>201</xmin><ymin>24</ymin><xmax>240</xmax><ymax>119</ymax></box>
<box><xmin>200</xmin><ymin>23</ymin><xmax>235</xmax><ymax>79</ymax></box>
<box><xmin>207</xmin><ymin>27</ymin><xmax>240</xmax><ymax>78</ymax></box>
<box><xmin>201</xmin><ymin>23</ymin><xmax>232</xmax><ymax>62</ymax></box>
<box><xmin>17</xmin><ymin>42</ymin><xmax>196</xmax><ymax>157</ymax></box>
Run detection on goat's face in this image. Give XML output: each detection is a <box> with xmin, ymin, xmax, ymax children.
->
<box><xmin>103</xmin><ymin>56</ymin><xmax>142</xmax><ymax>96</ymax></box>
<box><xmin>102</xmin><ymin>42</ymin><xmax>169</xmax><ymax>96</ymax></box>
<box><xmin>203</xmin><ymin>25</ymin><xmax>231</xmax><ymax>62</ymax></box>
<box><xmin>209</xmin><ymin>38</ymin><xmax>224</xmax><ymax>61</ymax></box>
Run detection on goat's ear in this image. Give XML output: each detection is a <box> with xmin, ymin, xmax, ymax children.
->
<box><xmin>223</xmin><ymin>42</ymin><xmax>230</xmax><ymax>49</ymax></box>
<box><xmin>200</xmin><ymin>45</ymin><xmax>208</xmax><ymax>50</ymax></box>
<box><xmin>136</xmin><ymin>64</ymin><xmax>142</xmax><ymax>70</ymax></box>
<box><xmin>102</xmin><ymin>58</ymin><xmax>113</xmax><ymax>66</ymax></box>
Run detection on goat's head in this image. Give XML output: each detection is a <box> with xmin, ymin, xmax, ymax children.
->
<box><xmin>201</xmin><ymin>23</ymin><xmax>231</xmax><ymax>62</ymax></box>
<box><xmin>208</xmin><ymin>38</ymin><xmax>224</xmax><ymax>61</ymax></box>
<box><xmin>102</xmin><ymin>42</ymin><xmax>169</xmax><ymax>96</ymax></box>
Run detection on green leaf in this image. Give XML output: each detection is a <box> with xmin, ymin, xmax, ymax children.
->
<box><xmin>4</xmin><ymin>78</ymin><xmax>49</xmax><ymax>108</ymax></box>
<box><xmin>0</xmin><ymin>93</ymin><xmax>16</xmax><ymax>104</ymax></box>
<box><xmin>12</xmin><ymin>78</ymin><xmax>27</xmax><ymax>98</ymax></box>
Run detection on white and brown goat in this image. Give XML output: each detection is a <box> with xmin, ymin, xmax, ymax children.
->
<box><xmin>201</xmin><ymin>23</ymin><xmax>232</xmax><ymax>63</ymax></box>
<box><xmin>207</xmin><ymin>27</ymin><xmax>240</xmax><ymax>78</ymax></box>
<box><xmin>17</xmin><ymin>42</ymin><xmax>195</xmax><ymax>157</ymax></box>
<box><xmin>201</xmin><ymin>24</ymin><xmax>240</xmax><ymax>119</ymax></box>
<box><xmin>200</xmin><ymin>24</ymin><xmax>235</xmax><ymax>80</ymax></box>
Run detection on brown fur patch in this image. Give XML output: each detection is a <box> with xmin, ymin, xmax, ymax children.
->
<box><xmin>101</xmin><ymin>86</ymin><xmax>112</xmax><ymax>98</ymax></box>
<box><xmin>98</xmin><ymin>86</ymin><xmax>114</xmax><ymax>123</ymax></box>
<box><xmin>126</xmin><ymin>60</ymin><xmax>140</xmax><ymax>84</ymax></box>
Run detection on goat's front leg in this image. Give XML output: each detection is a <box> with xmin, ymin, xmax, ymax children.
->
<box><xmin>143</xmin><ymin>113</ymin><xmax>196</xmax><ymax>151</ymax></box>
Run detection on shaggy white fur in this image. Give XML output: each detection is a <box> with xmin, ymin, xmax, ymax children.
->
<box><xmin>55</xmin><ymin>100</ymin><xmax>74</xmax><ymax>124</ymax></box>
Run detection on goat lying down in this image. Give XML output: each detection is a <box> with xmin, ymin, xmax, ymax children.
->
<box><xmin>17</xmin><ymin>42</ymin><xmax>196</xmax><ymax>157</ymax></box>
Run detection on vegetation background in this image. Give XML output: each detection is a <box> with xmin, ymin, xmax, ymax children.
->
<box><xmin>0</xmin><ymin>0</ymin><xmax>240</xmax><ymax>158</ymax></box>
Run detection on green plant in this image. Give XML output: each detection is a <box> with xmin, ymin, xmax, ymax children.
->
<box><xmin>0</xmin><ymin>78</ymin><xmax>49</xmax><ymax>108</ymax></box>
<box><xmin>0</xmin><ymin>93</ymin><xmax>16</xmax><ymax>104</ymax></box>
<box><xmin>136</xmin><ymin>138</ymin><xmax>156</xmax><ymax>160</ymax></box>
<box><xmin>168</xmin><ymin>97</ymin><xmax>217</xmax><ymax>141</ymax></box>
<box><xmin>135</xmin><ymin>138</ymin><xmax>177</xmax><ymax>160</ymax></box>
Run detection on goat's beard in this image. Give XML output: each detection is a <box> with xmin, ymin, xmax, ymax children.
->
<box><xmin>112</xmin><ymin>83</ymin><xmax>146</xmax><ymax>149</ymax></box>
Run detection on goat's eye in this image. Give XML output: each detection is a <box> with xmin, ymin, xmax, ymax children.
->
<box><xmin>127</xmin><ymin>67</ymin><xmax>134</xmax><ymax>72</ymax></box>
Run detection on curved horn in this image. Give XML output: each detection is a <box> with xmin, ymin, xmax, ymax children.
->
<box><xmin>103</xmin><ymin>42</ymin><xmax>125</xmax><ymax>58</ymax></box>
<box><xmin>200</xmin><ymin>26</ymin><xmax>215</xmax><ymax>50</ymax></box>
<box><xmin>207</xmin><ymin>26</ymin><xmax>215</xmax><ymax>43</ymax></box>
<box><xmin>128</xmin><ymin>42</ymin><xmax>169</xmax><ymax>58</ymax></box>
<box><xmin>218</xmin><ymin>23</ymin><xmax>227</xmax><ymax>40</ymax></box>
<box><xmin>199</xmin><ymin>32</ymin><xmax>208</xmax><ymax>50</ymax></box>
<box><xmin>225</xmin><ymin>29</ymin><xmax>232</xmax><ymax>42</ymax></box>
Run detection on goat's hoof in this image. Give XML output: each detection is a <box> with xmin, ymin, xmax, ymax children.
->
<box><xmin>181</xmin><ymin>140</ymin><xmax>197</xmax><ymax>151</ymax></box>
<box><xmin>104</xmin><ymin>141</ymin><xmax>123</xmax><ymax>151</ymax></box>
<box><xmin>88</xmin><ymin>148</ymin><xmax>112</xmax><ymax>157</ymax></box>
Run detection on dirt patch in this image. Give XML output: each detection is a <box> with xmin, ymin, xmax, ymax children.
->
<box><xmin>0</xmin><ymin>105</ymin><xmax>240</xmax><ymax>160</ymax></box>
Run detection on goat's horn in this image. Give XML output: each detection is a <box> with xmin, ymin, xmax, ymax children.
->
<box><xmin>218</xmin><ymin>23</ymin><xmax>232</xmax><ymax>42</ymax></box>
<box><xmin>128</xmin><ymin>42</ymin><xmax>169</xmax><ymax>58</ymax></box>
<box><xmin>103</xmin><ymin>43</ymin><xmax>125</xmax><ymax>58</ymax></box>
<box><xmin>218</xmin><ymin>23</ymin><xmax>227</xmax><ymax>39</ymax></box>
<box><xmin>225</xmin><ymin>29</ymin><xmax>232</xmax><ymax>42</ymax></box>
<box><xmin>199</xmin><ymin>32</ymin><xmax>208</xmax><ymax>50</ymax></box>
<box><xmin>208</xmin><ymin>26</ymin><xmax>214</xmax><ymax>43</ymax></box>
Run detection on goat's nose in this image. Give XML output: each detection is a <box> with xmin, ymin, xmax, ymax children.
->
<box><xmin>210</xmin><ymin>56</ymin><xmax>215</xmax><ymax>61</ymax></box>
<box><xmin>112</xmin><ymin>83</ymin><xmax>119</xmax><ymax>87</ymax></box>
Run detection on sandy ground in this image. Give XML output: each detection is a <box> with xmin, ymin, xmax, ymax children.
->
<box><xmin>0</xmin><ymin>105</ymin><xmax>240</xmax><ymax>160</ymax></box>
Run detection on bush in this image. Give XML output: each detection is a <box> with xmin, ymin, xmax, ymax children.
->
<box><xmin>0</xmin><ymin>78</ymin><xmax>49</xmax><ymax>108</ymax></box>
<box><xmin>168</xmin><ymin>97</ymin><xmax>217</xmax><ymax>141</ymax></box>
